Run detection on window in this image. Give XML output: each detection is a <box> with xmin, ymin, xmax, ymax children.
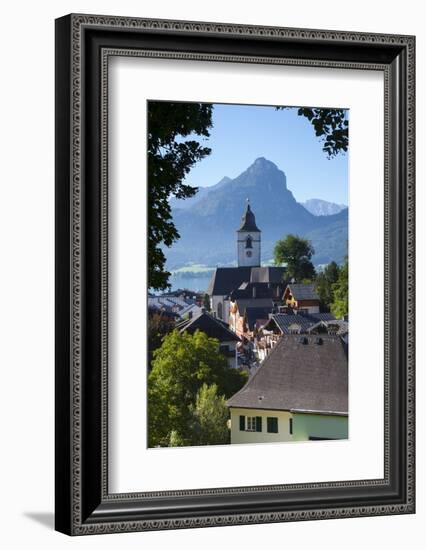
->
<box><xmin>245</xmin><ymin>416</ymin><xmax>262</xmax><ymax>432</ymax></box>
<box><xmin>247</xmin><ymin>417</ymin><xmax>256</xmax><ymax>431</ymax></box>
<box><xmin>239</xmin><ymin>415</ymin><xmax>245</xmax><ymax>431</ymax></box>
<box><xmin>267</xmin><ymin>417</ymin><xmax>278</xmax><ymax>433</ymax></box>
<box><xmin>217</xmin><ymin>302</ymin><xmax>223</xmax><ymax>319</ymax></box>
<box><xmin>289</xmin><ymin>418</ymin><xmax>293</xmax><ymax>435</ymax></box>
<box><xmin>245</xmin><ymin>235</ymin><xmax>253</xmax><ymax>249</ymax></box>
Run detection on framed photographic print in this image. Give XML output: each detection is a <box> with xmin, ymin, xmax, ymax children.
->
<box><xmin>55</xmin><ymin>14</ymin><xmax>415</xmax><ymax>535</ymax></box>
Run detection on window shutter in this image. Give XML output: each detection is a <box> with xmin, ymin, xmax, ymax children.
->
<box><xmin>239</xmin><ymin>415</ymin><xmax>245</xmax><ymax>431</ymax></box>
<box><xmin>267</xmin><ymin>417</ymin><xmax>278</xmax><ymax>433</ymax></box>
<box><xmin>255</xmin><ymin>416</ymin><xmax>262</xmax><ymax>432</ymax></box>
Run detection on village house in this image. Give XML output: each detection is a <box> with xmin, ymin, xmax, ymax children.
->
<box><xmin>148</xmin><ymin>294</ymin><xmax>195</xmax><ymax>316</ymax></box>
<box><xmin>229</xmin><ymin>299</ymin><xmax>274</xmax><ymax>338</ymax></box>
<box><xmin>178</xmin><ymin>302</ymin><xmax>203</xmax><ymax>320</ymax></box>
<box><xmin>255</xmin><ymin>310</ymin><xmax>340</xmax><ymax>361</ymax></box>
<box><xmin>177</xmin><ymin>311</ymin><xmax>241</xmax><ymax>368</ymax></box>
<box><xmin>282</xmin><ymin>283</ymin><xmax>321</xmax><ymax>314</ymax></box>
<box><xmin>227</xmin><ymin>333</ymin><xmax>348</xmax><ymax>444</ymax></box>
<box><xmin>207</xmin><ymin>201</ymin><xmax>286</xmax><ymax>323</ymax></box>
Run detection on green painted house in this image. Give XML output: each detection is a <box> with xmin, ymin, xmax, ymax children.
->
<box><xmin>227</xmin><ymin>333</ymin><xmax>348</xmax><ymax>444</ymax></box>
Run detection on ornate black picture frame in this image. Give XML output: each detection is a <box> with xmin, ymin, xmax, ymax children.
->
<box><xmin>55</xmin><ymin>14</ymin><xmax>415</xmax><ymax>535</ymax></box>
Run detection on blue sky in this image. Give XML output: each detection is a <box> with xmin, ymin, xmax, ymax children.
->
<box><xmin>182</xmin><ymin>103</ymin><xmax>349</xmax><ymax>205</ymax></box>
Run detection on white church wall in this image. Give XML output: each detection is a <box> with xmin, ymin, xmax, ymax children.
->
<box><xmin>237</xmin><ymin>231</ymin><xmax>261</xmax><ymax>267</ymax></box>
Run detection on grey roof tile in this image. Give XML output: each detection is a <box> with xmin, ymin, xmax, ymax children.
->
<box><xmin>236</xmin><ymin>298</ymin><xmax>273</xmax><ymax>317</ymax></box>
<box><xmin>245</xmin><ymin>307</ymin><xmax>274</xmax><ymax>331</ymax></box>
<box><xmin>208</xmin><ymin>266</ymin><xmax>286</xmax><ymax>296</ymax></box>
<box><xmin>179</xmin><ymin>312</ymin><xmax>240</xmax><ymax>342</ymax></box>
<box><xmin>227</xmin><ymin>334</ymin><xmax>348</xmax><ymax>415</ymax></box>
<box><xmin>287</xmin><ymin>283</ymin><xmax>319</xmax><ymax>301</ymax></box>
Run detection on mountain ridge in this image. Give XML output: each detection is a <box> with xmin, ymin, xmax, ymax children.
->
<box><xmin>167</xmin><ymin>158</ymin><xmax>348</xmax><ymax>269</ymax></box>
<box><xmin>302</xmin><ymin>198</ymin><xmax>347</xmax><ymax>216</ymax></box>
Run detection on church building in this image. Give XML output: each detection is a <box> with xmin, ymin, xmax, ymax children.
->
<box><xmin>207</xmin><ymin>201</ymin><xmax>286</xmax><ymax>322</ymax></box>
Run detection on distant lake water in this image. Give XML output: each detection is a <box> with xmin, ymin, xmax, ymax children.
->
<box><xmin>169</xmin><ymin>272</ymin><xmax>213</xmax><ymax>293</ymax></box>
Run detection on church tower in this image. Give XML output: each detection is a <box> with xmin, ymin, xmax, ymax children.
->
<box><xmin>237</xmin><ymin>200</ymin><xmax>261</xmax><ymax>267</ymax></box>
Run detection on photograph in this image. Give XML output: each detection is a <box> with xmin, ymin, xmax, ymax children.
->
<box><xmin>53</xmin><ymin>11</ymin><xmax>415</xmax><ymax>537</ymax></box>
<box><xmin>147</xmin><ymin>100</ymin><xmax>349</xmax><ymax>448</ymax></box>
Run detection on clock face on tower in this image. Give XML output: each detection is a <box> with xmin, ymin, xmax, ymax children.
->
<box><xmin>246</xmin><ymin>250</ymin><xmax>252</xmax><ymax>257</ymax></box>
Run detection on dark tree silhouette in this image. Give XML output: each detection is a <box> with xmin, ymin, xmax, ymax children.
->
<box><xmin>148</xmin><ymin>102</ymin><xmax>213</xmax><ymax>290</ymax></box>
<box><xmin>277</xmin><ymin>107</ymin><xmax>349</xmax><ymax>157</ymax></box>
<box><xmin>315</xmin><ymin>261</ymin><xmax>340</xmax><ymax>312</ymax></box>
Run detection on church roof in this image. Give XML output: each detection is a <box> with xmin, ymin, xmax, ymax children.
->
<box><xmin>231</xmin><ymin>282</ymin><xmax>284</xmax><ymax>300</ymax></box>
<box><xmin>207</xmin><ymin>267</ymin><xmax>252</xmax><ymax>296</ymax></box>
<box><xmin>250</xmin><ymin>266</ymin><xmax>286</xmax><ymax>284</ymax></box>
<box><xmin>207</xmin><ymin>266</ymin><xmax>286</xmax><ymax>296</ymax></box>
<box><xmin>227</xmin><ymin>334</ymin><xmax>348</xmax><ymax>415</ymax></box>
<box><xmin>238</xmin><ymin>202</ymin><xmax>261</xmax><ymax>232</ymax></box>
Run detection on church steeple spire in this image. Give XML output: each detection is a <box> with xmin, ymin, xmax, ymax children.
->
<box><xmin>238</xmin><ymin>198</ymin><xmax>261</xmax><ymax>232</ymax></box>
<box><xmin>237</xmin><ymin>200</ymin><xmax>261</xmax><ymax>267</ymax></box>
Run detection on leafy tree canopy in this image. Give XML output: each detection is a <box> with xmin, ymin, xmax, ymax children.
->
<box><xmin>331</xmin><ymin>257</ymin><xmax>348</xmax><ymax>319</ymax></box>
<box><xmin>315</xmin><ymin>261</ymin><xmax>340</xmax><ymax>312</ymax></box>
<box><xmin>277</xmin><ymin>107</ymin><xmax>349</xmax><ymax>157</ymax></box>
<box><xmin>148</xmin><ymin>329</ymin><xmax>247</xmax><ymax>447</ymax></box>
<box><xmin>183</xmin><ymin>383</ymin><xmax>230</xmax><ymax>447</ymax></box>
<box><xmin>274</xmin><ymin>234</ymin><xmax>316</xmax><ymax>282</ymax></box>
<box><xmin>147</xmin><ymin>310</ymin><xmax>175</xmax><ymax>369</ymax></box>
<box><xmin>148</xmin><ymin>102</ymin><xmax>213</xmax><ymax>290</ymax></box>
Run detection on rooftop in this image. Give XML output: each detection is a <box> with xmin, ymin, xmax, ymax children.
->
<box><xmin>207</xmin><ymin>266</ymin><xmax>286</xmax><ymax>296</ymax></box>
<box><xmin>245</xmin><ymin>307</ymin><xmax>274</xmax><ymax>331</ymax></box>
<box><xmin>178</xmin><ymin>311</ymin><xmax>240</xmax><ymax>343</ymax></box>
<box><xmin>235</xmin><ymin>298</ymin><xmax>273</xmax><ymax>317</ymax></box>
<box><xmin>227</xmin><ymin>334</ymin><xmax>348</xmax><ymax>415</ymax></box>
<box><xmin>286</xmin><ymin>283</ymin><xmax>319</xmax><ymax>301</ymax></box>
<box><xmin>262</xmin><ymin>311</ymin><xmax>337</xmax><ymax>334</ymax></box>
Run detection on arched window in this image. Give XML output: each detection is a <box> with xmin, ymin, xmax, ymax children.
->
<box><xmin>245</xmin><ymin>235</ymin><xmax>253</xmax><ymax>249</ymax></box>
<box><xmin>217</xmin><ymin>302</ymin><xmax>223</xmax><ymax>319</ymax></box>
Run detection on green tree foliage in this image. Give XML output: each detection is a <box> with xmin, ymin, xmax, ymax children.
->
<box><xmin>147</xmin><ymin>310</ymin><xmax>175</xmax><ymax>369</ymax></box>
<box><xmin>184</xmin><ymin>384</ymin><xmax>229</xmax><ymax>446</ymax></box>
<box><xmin>277</xmin><ymin>107</ymin><xmax>348</xmax><ymax>157</ymax></box>
<box><xmin>148</xmin><ymin>330</ymin><xmax>247</xmax><ymax>447</ymax></box>
<box><xmin>273</xmin><ymin>234</ymin><xmax>316</xmax><ymax>281</ymax></box>
<box><xmin>331</xmin><ymin>257</ymin><xmax>348</xmax><ymax>319</ymax></box>
<box><xmin>315</xmin><ymin>261</ymin><xmax>340</xmax><ymax>312</ymax></box>
<box><xmin>148</xmin><ymin>102</ymin><xmax>213</xmax><ymax>290</ymax></box>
